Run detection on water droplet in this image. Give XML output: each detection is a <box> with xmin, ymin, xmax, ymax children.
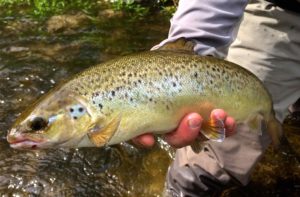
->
<box><xmin>49</xmin><ymin>177</ymin><xmax>56</xmax><ymax>184</ymax></box>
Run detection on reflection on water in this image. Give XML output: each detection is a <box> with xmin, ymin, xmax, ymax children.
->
<box><xmin>0</xmin><ymin>3</ymin><xmax>299</xmax><ymax>197</ymax></box>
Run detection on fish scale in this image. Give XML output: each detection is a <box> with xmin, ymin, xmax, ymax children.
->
<box><xmin>7</xmin><ymin>49</ymin><xmax>282</xmax><ymax>149</ymax></box>
<box><xmin>69</xmin><ymin>51</ymin><xmax>266</xmax><ymax>118</ymax></box>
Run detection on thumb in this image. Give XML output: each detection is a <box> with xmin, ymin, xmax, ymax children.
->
<box><xmin>164</xmin><ymin>113</ymin><xmax>203</xmax><ymax>148</ymax></box>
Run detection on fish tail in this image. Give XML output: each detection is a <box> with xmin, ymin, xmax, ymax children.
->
<box><xmin>267</xmin><ymin>114</ymin><xmax>283</xmax><ymax>148</ymax></box>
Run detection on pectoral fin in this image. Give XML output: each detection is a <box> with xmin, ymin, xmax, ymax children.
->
<box><xmin>201</xmin><ymin>118</ymin><xmax>226</xmax><ymax>142</ymax></box>
<box><xmin>87</xmin><ymin>115</ymin><xmax>121</xmax><ymax>147</ymax></box>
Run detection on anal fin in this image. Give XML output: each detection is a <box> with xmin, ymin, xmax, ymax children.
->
<box><xmin>246</xmin><ymin>113</ymin><xmax>265</xmax><ymax>135</ymax></box>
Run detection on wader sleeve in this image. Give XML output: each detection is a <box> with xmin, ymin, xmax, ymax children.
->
<box><xmin>166</xmin><ymin>162</ymin><xmax>235</xmax><ymax>197</ymax></box>
<box><xmin>152</xmin><ymin>0</ymin><xmax>248</xmax><ymax>58</ymax></box>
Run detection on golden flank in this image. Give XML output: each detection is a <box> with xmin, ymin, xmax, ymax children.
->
<box><xmin>7</xmin><ymin>40</ymin><xmax>282</xmax><ymax>150</ymax></box>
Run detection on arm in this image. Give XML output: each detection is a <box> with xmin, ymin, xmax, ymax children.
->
<box><xmin>153</xmin><ymin>0</ymin><xmax>248</xmax><ymax>58</ymax></box>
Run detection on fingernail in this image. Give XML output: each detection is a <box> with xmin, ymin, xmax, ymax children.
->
<box><xmin>188</xmin><ymin>118</ymin><xmax>201</xmax><ymax>129</ymax></box>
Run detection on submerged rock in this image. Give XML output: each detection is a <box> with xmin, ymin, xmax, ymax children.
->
<box><xmin>46</xmin><ymin>13</ymin><xmax>90</xmax><ymax>33</ymax></box>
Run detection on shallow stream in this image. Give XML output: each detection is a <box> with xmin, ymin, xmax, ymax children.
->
<box><xmin>0</xmin><ymin>2</ymin><xmax>299</xmax><ymax>196</ymax></box>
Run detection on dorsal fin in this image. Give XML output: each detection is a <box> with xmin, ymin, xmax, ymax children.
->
<box><xmin>157</xmin><ymin>38</ymin><xmax>196</xmax><ymax>53</ymax></box>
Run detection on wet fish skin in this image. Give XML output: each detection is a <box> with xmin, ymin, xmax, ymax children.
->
<box><xmin>7</xmin><ymin>50</ymin><xmax>282</xmax><ymax>149</ymax></box>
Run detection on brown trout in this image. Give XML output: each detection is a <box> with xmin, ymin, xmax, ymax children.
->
<box><xmin>7</xmin><ymin>41</ymin><xmax>282</xmax><ymax>149</ymax></box>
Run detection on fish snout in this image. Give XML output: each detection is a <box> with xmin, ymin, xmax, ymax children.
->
<box><xmin>7</xmin><ymin>129</ymin><xmax>24</xmax><ymax>144</ymax></box>
<box><xmin>7</xmin><ymin>128</ymin><xmax>18</xmax><ymax>143</ymax></box>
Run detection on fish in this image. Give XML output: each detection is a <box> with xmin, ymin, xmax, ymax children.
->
<box><xmin>7</xmin><ymin>39</ymin><xmax>282</xmax><ymax>150</ymax></box>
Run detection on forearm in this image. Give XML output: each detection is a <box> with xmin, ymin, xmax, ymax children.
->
<box><xmin>153</xmin><ymin>0</ymin><xmax>248</xmax><ymax>58</ymax></box>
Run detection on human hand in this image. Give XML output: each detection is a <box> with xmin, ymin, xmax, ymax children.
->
<box><xmin>132</xmin><ymin>109</ymin><xmax>236</xmax><ymax>148</ymax></box>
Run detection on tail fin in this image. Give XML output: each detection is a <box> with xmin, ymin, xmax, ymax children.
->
<box><xmin>267</xmin><ymin>115</ymin><xmax>283</xmax><ymax>148</ymax></box>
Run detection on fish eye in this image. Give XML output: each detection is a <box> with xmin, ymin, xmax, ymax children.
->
<box><xmin>29</xmin><ymin>117</ymin><xmax>48</xmax><ymax>131</ymax></box>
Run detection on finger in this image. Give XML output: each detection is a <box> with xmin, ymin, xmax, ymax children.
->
<box><xmin>164</xmin><ymin>113</ymin><xmax>203</xmax><ymax>148</ymax></box>
<box><xmin>210</xmin><ymin>109</ymin><xmax>236</xmax><ymax>137</ymax></box>
<box><xmin>210</xmin><ymin>108</ymin><xmax>227</xmax><ymax>120</ymax></box>
<box><xmin>132</xmin><ymin>133</ymin><xmax>156</xmax><ymax>148</ymax></box>
<box><xmin>225</xmin><ymin>116</ymin><xmax>237</xmax><ymax>137</ymax></box>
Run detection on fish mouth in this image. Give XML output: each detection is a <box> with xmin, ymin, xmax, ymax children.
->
<box><xmin>7</xmin><ymin>135</ymin><xmax>45</xmax><ymax>150</ymax></box>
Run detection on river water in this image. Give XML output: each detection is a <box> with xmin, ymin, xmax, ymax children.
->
<box><xmin>0</xmin><ymin>3</ymin><xmax>299</xmax><ymax>197</ymax></box>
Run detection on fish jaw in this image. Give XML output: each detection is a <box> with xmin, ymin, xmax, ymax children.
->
<box><xmin>9</xmin><ymin>139</ymin><xmax>42</xmax><ymax>149</ymax></box>
<box><xmin>7</xmin><ymin>130</ymin><xmax>47</xmax><ymax>150</ymax></box>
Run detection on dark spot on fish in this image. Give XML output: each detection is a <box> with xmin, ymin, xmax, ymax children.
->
<box><xmin>149</xmin><ymin>98</ymin><xmax>153</xmax><ymax>102</ymax></box>
<box><xmin>98</xmin><ymin>103</ymin><xmax>103</xmax><ymax>109</ymax></box>
<box><xmin>172</xmin><ymin>82</ymin><xmax>176</xmax><ymax>87</ymax></box>
<box><xmin>128</xmin><ymin>73</ymin><xmax>132</xmax><ymax>77</ymax></box>
<box><xmin>79</xmin><ymin>107</ymin><xmax>84</xmax><ymax>112</ymax></box>
<box><xmin>138</xmin><ymin>79</ymin><xmax>142</xmax><ymax>83</ymax></box>
<box><xmin>111</xmin><ymin>91</ymin><xmax>115</xmax><ymax>97</ymax></box>
<box><xmin>32</xmin><ymin>145</ymin><xmax>37</xmax><ymax>149</ymax></box>
<box><xmin>194</xmin><ymin>72</ymin><xmax>198</xmax><ymax>78</ymax></box>
<box><xmin>74</xmin><ymin>116</ymin><xmax>78</xmax><ymax>120</ymax></box>
<box><xmin>130</xmin><ymin>98</ymin><xmax>133</xmax><ymax>102</ymax></box>
<box><xmin>212</xmin><ymin>67</ymin><xmax>216</xmax><ymax>71</ymax></box>
<box><xmin>70</xmin><ymin>108</ymin><xmax>74</xmax><ymax>113</ymax></box>
<box><xmin>92</xmin><ymin>101</ymin><xmax>95</xmax><ymax>104</ymax></box>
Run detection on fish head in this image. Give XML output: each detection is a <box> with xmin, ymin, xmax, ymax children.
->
<box><xmin>7</xmin><ymin>90</ymin><xmax>95</xmax><ymax>149</ymax></box>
